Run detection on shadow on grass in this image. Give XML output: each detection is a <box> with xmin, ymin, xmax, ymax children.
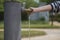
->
<box><xmin>0</xmin><ymin>21</ymin><xmax>4</xmax><ymax>29</ymax></box>
<box><xmin>0</xmin><ymin>31</ymin><xmax>46</xmax><ymax>39</ymax></box>
<box><xmin>21</xmin><ymin>31</ymin><xmax>46</xmax><ymax>38</ymax></box>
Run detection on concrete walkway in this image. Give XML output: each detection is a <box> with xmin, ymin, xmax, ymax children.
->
<box><xmin>50</xmin><ymin>21</ymin><xmax>60</xmax><ymax>26</ymax></box>
<box><xmin>22</xmin><ymin>29</ymin><xmax>60</xmax><ymax>40</ymax></box>
<box><xmin>0</xmin><ymin>29</ymin><xmax>4</xmax><ymax>31</ymax></box>
<box><xmin>0</xmin><ymin>28</ymin><xmax>60</xmax><ymax>40</ymax></box>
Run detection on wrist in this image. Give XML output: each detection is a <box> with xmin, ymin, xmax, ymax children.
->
<box><xmin>30</xmin><ymin>8</ymin><xmax>33</xmax><ymax>12</ymax></box>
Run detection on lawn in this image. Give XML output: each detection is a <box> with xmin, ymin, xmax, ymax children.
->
<box><xmin>0</xmin><ymin>21</ymin><xmax>60</xmax><ymax>29</ymax></box>
<box><xmin>0</xmin><ymin>31</ymin><xmax>46</xmax><ymax>40</ymax></box>
<box><xmin>21</xmin><ymin>30</ymin><xmax>46</xmax><ymax>38</ymax></box>
<box><xmin>0</xmin><ymin>21</ymin><xmax>4</xmax><ymax>29</ymax></box>
<box><xmin>0</xmin><ymin>31</ymin><xmax>4</xmax><ymax>40</ymax></box>
<box><xmin>22</xmin><ymin>24</ymin><xmax>60</xmax><ymax>29</ymax></box>
<box><xmin>22</xmin><ymin>21</ymin><xmax>60</xmax><ymax>29</ymax></box>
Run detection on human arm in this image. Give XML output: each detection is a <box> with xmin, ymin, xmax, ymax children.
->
<box><xmin>31</xmin><ymin>5</ymin><xmax>52</xmax><ymax>12</ymax></box>
<box><xmin>24</xmin><ymin>1</ymin><xmax>60</xmax><ymax>13</ymax></box>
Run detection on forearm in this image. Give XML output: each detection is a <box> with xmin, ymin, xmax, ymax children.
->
<box><xmin>32</xmin><ymin>1</ymin><xmax>60</xmax><ymax>13</ymax></box>
<box><xmin>32</xmin><ymin>5</ymin><xmax>52</xmax><ymax>12</ymax></box>
<box><xmin>24</xmin><ymin>1</ymin><xmax>60</xmax><ymax>13</ymax></box>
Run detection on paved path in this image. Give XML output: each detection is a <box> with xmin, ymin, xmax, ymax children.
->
<box><xmin>0</xmin><ymin>29</ymin><xmax>4</xmax><ymax>31</ymax></box>
<box><xmin>50</xmin><ymin>21</ymin><xmax>60</xmax><ymax>26</ymax></box>
<box><xmin>0</xmin><ymin>21</ymin><xmax>60</xmax><ymax>40</ymax></box>
<box><xmin>22</xmin><ymin>29</ymin><xmax>60</xmax><ymax>40</ymax></box>
<box><xmin>0</xmin><ymin>28</ymin><xmax>60</xmax><ymax>40</ymax></box>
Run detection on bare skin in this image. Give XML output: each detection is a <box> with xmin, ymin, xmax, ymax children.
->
<box><xmin>32</xmin><ymin>5</ymin><xmax>52</xmax><ymax>12</ymax></box>
<box><xmin>24</xmin><ymin>5</ymin><xmax>52</xmax><ymax>13</ymax></box>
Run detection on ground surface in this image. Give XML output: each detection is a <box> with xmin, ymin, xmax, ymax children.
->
<box><xmin>22</xmin><ymin>29</ymin><xmax>60</xmax><ymax>40</ymax></box>
<box><xmin>50</xmin><ymin>21</ymin><xmax>60</xmax><ymax>26</ymax></box>
<box><xmin>0</xmin><ymin>29</ymin><xmax>4</xmax><ymax>31</ymax></box>
<box><xmin>0</xmin><ymin>21</ymin><xmax>60</xmax><ymax>40</ymax></box>
<box><xmin>1</xmin><ymin>29</ymin><xmax>60</xmax><ymax>40</ymax></box>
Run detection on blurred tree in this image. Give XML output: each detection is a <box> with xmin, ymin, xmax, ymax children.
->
<box><xmin>25</xmin><ymin>0</ymin><xmax>39</xmax><ymax>8</ymax></box>
<box><xmin>0</xmin><ymin>0</ymin><xmax>39</xmax><ymax>20</ymax></box>
<box><xmin>0</xmin><ymin>0</ymin><xmax>4</xmax><ymax>12</ymax></box>
<box><xmin>20</xmin><ymin>0</ymin><xmax>39</xmax><ymax>20</ymax></box>
<box><xmin>0</xmin><ymin>0</ymin><xmax>4</xmax><ymax>21</ymax></box>
<box><xmin>40</xmin><ymin>0</ymin><xmax>55</xmax><ymax>3</ymax></box>
<box><xmin>20</xmin><ymin>0</ymin><xmax>39</xmax><ymax>8</ymax></box>
<box><xmin>0</xmin><ymin>0</ymin><xmax>39</xmax><ymax>11</ymax></box>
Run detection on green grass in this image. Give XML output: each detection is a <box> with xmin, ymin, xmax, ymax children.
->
<box><xmin>22</xmin><ymin>24</ymin><xmax>60</xmax><ymax>29</ymax></box>
<box><xmin>22</xmin><ymin>21</ymin><xmax>48</xmax><ymax>24</ymax></box>
<box><xmin>21</xmin><ymin>21</ymin><xmax>60</xmax><ymax>29</ymax></box>
<box><xmin>21</xmin><ymin>30</ymin><xmax>46</xmax><ymax>38</ymax></box>
<box><xmin>0</xmin><ymin>21</ymin><xmax>60</xmax><ymax>29</ymax></box>
<box><xmin>0</xmin><ymin>31</ymin><xmax>4</xmax><ymax>40</ymax></box>
<box><xmin>0</xmin><ymin>21</ymin><xmax>4</xmax><ymax>29</ymax></box>
<box><xmin>0</xmin><ymin>31</ymin><xmax>46</xmax><ymax>40</ymax></box>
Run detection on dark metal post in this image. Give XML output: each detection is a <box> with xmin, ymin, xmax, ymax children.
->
<box><xmin>4</xmin><ymin>1</ymin><xmax>21</xmax><ymax>40</ymax></box>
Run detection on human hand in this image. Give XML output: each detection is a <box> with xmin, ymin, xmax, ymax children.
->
<box><xmin>23</xmin><ymin>8</ymin><xmax>33</xmax><ymax>14</ymax></box>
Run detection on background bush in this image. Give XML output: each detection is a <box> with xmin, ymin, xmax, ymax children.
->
<box><xmin>0</xmin><ymin>12</ymin><xmax>4</xmax><ymax>21</ymax></box>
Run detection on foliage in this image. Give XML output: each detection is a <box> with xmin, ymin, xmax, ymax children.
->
<box><xmin>0</xmin><ymin>0</ymin><xmax>4</xmax><ymax>12</ymax></box>
<box><xmin>0</xmin><ymin>21</ymin><xmax>4</xmax><ymax>29</ymax></box>
<box><xmin>55</xmin><ymin>14</ymin><xmax>60</xmax><ymax>22</ymax></box>
<box><xmin>49</xmin><ymin>13</ymin><xmax>60</xmax><ymax>22</ymax></box>
<box><xmin>20</xmin><ymin>0</ymin><xmax>39</xmax><ymax>20</ymax></box>
<box><xmin>0</xmin><ymin>12</ymin><xmax>4</xmax><ymax>21</ymax></box>
<box><xmin>40</xmin><ymin>0</ymin><xmax>55</xmax><ymax>3</ymax></box>
<box><xmin>39</xmin><ymin>17</ymin><xmax>45</xmax><ymax>21</ymax></box>
<box><xmin>20</xmin><ymin>0</ymin><xmax>39</xmax><ymax>8</ymax></box>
